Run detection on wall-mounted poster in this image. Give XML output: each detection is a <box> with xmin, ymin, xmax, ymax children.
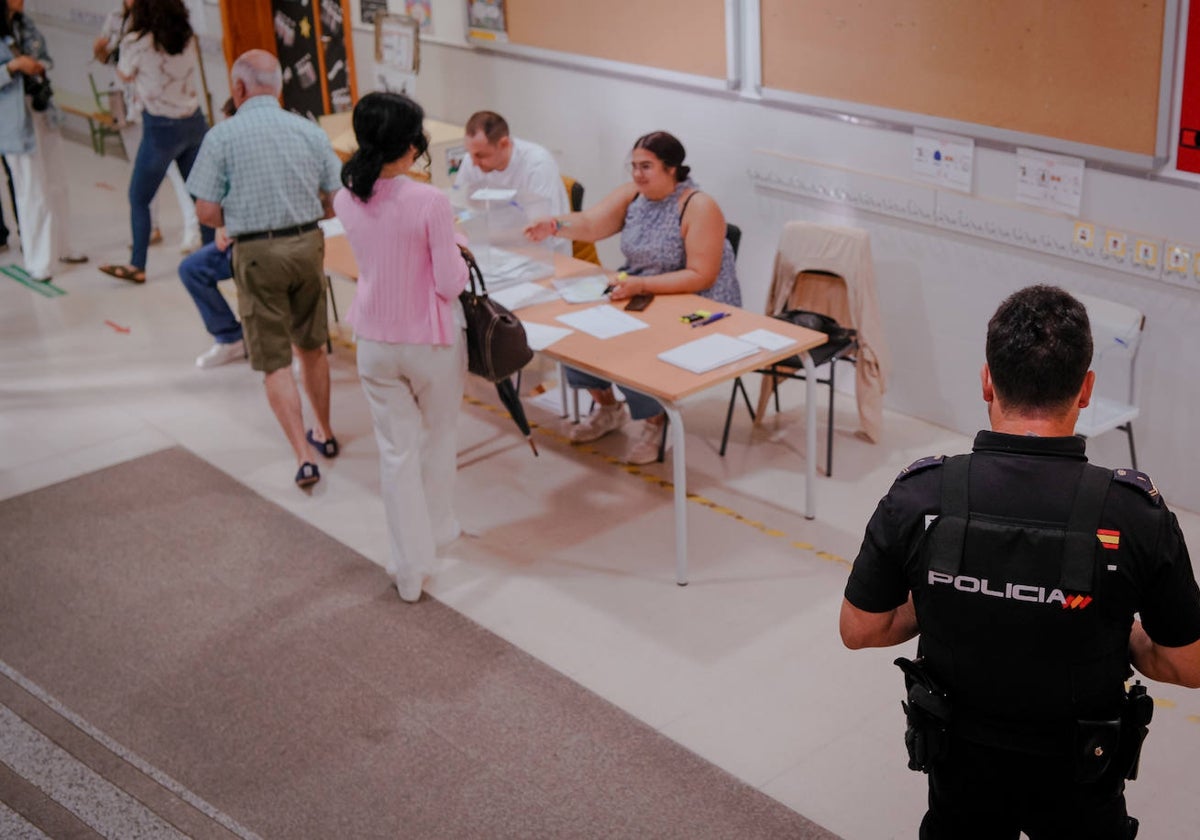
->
<box><xmin>406</xmin><ymin>0</ymin><xmax>433</xmax><ymax>32</ymax></box>
<box><xmin>467</xmin><ymin>0</ymin><xmax>506</xmax><ymax>42</ymax></box>
<box><xmin>271</xmin><ymin>0</ymin><xmax>355</xmax><ymax>118</ymax></box>
<box><xmin>358</xmin><ymin>0</ymin><xmax>390</xmax><ymax>28</ymax></box>
<box><xmin>273</xmin><ymin>0</ymin><xmax>324</xmax><ymax>119</ymax></box>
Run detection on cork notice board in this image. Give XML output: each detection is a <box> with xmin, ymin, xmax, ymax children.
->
<box><xmin>761</xmin><ymin>0</ymin><xmax>1168</xmax><ymax>157</ymax></box>
<box><xmin>504</xmin><ymin>0</ymin><xmax>726</xmax><ymax>80</ymax></box>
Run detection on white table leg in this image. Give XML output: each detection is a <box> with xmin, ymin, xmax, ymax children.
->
<box><xmin>557</xmin><ymin>362</ymin><xmax>569</xmax><ymax>419</ymax></box>
<box><xmin>663</xmin><ymin>404</ymin><xmax>688</xmax><ymax>585</ymax></box>
<box><xmin>800</xmin><ymin>351</ymin><xmax>817</xmax><ymax>520</ymax></box>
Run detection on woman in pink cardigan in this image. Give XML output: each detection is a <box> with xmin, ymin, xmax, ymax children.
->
<box><xmin>334</xmin><ymin>92</ymin><xmax>468</xmax><ymax>603</ymax></box>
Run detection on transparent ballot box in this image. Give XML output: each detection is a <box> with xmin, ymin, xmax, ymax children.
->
<box><xmin>453</xmin><ymin>187</ymin><xmax>556</xmax><ymax>290</ymax></box>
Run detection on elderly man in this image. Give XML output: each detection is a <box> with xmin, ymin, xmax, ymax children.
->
<box><xmin>454</xmin><ymin>110</ymin><xmax>570</xmax><ymax>255</ymax></box>
<box><xmin>186</xmin><ymin>50</ymin><xmax>342</xmax><ymax>488</ymax></box>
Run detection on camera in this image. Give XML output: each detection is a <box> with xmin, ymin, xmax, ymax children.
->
<box><xmin>24</xmin><ymin>74</ymin><xmax>53</xmax><ymax>112</ymax></box>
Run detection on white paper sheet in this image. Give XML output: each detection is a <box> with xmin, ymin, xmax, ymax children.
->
<box><xmin>318</xmin><ymin>217</ymin><xmax>345</xmax><ymax>237</ymax></box>
<box><xmin>470</xmin><ymin>188</ymin><xmax>518</xmax><ymax>202</ymax></box>
<box><xmin>477</xmin><ymin>247</ymin><xmax>554</xmax><ymax>290</ymax></box>
<box><xmin>519</xmin><ymin>321</ymin><xmax>574</xmax><ymax>351</ymax></box>
<box><xmin>552</xmin><ymin>274</ymin><xmax>610</xmax><ymax>304</ymax></box>
<box><xmin>738</xmin><ymin>329</ymin><xmax>798</xmax><ymax>352</ymax></box>
<box><xmin>555</xmin><ymin>305</ymin><xmax>649</xmax><ymax>339</ymax></box>
<box><xmin>490</xmin><ymin>282</ymin><xmax>559</xmax><ymax>311</ymax></box>
<box><xmin>658</xmin><ymin>333</ymin><xmax>760</xmax><ymax>374</ymax></box>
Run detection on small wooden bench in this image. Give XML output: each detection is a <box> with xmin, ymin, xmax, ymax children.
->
<box><xmin>54</xmin><ymin>90</ymin><xmax>122</xmax><ymax>156</ymax></box>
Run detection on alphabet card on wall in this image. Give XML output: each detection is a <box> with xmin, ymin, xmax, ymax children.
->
<box><xmin>912</xmin><ymin>129</ymin><xmax>974</xmax><ymax>193</ymax></box>
<box><xmin>1016</xmin><ymin>147</ymin><xmax>1084</xmax><ymax>216</ymax></box>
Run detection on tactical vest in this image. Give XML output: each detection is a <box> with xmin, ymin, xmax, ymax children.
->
<box><xmin>915</xmin><ymin>455</ymin><xmax>1132</xmax><ymax>755</ymax></box>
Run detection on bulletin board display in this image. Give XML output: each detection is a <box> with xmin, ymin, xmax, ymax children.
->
<box><xmin>760</xmin><ymin>0</ymin><xmax>1171</xmax><ymax>159</ymax></box>
<box><xmin>502</xmin><ymin>0</ymin><xmax>727</xmax><ymax>80</ymax></box>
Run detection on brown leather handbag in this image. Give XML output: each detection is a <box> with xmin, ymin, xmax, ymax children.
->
<box><xmin>458</xmin><ymin>247</ymin><xmax>534</xmax><ymax>382</ymax></box>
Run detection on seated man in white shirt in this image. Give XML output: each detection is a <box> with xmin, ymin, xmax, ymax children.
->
<box><xmin>455</xmin><ymin>111</ymin><xmax>571</xmax><ymax>255</ymax></box>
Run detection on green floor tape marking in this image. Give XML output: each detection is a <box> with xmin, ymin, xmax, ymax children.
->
<box><xmin>1</xmin><ymin>264</ymin><xmax>66</xmax><ymax>297</ymax></box>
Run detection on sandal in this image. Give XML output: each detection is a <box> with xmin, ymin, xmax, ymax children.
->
<box><xmin>295</xmin><ymin>461</ymin><xmax>320</xmax><ymax>488</ymax></box>
<box><xmin>306</xmin><ymin>429</ymin><xmax>339</xmax><ymax>458</ymax></box>
<box><xmin>99</xmin><ymin>264</ymin><xmax>145</xmax><ymax>284</ymax></box>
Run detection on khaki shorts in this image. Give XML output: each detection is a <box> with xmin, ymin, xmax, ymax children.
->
<box><xmin>231</xmin><ymin>229</ymin><xmax>328</xmax><ymax>373</ymax></box>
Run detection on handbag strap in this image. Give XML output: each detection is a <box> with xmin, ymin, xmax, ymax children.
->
<box><xmin>459</xmin><ymin>247</ymin><xmax>486</xmax><ymax>298</ymax></box>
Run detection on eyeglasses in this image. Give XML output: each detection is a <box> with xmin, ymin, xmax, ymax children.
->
<box><xmin>630</xmin><ymin>161</ymin><xmax>660</xmax><ymax>175</ymax></box>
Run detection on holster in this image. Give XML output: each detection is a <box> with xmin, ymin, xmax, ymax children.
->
<box><xmin>895</xmin><ymin>656</ymin><xmax>952</xmax><ymax>773</ymax></box>
<box><xmin>1074</xmin><ymin>680</ymin><xmax>1153</xmax><ymax>785</ymax></box>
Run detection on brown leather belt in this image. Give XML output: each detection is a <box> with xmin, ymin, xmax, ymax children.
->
<box><xmin>235</xmin><ymin>220</ymin><xmax>320</xmax><ymax>243</ymax></box>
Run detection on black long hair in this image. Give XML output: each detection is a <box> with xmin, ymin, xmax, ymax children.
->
<box><xmin>127</xmin><ymin>0</ymin><xmax>193</xmax><ymax>56</ymax></box>
<box><xmin>341</xmin><ymin>92</ymin><xmax>429</xmax><ymax>202</ymax></box>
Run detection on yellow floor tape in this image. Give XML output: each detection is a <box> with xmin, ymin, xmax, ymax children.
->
<box><xmin>462</xmin><ymin>393</ymin><xmax>850</xmax><ymax>570</ymax></box>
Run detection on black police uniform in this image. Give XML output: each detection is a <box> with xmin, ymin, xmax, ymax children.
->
<box><xmin>846</xmin><ymin>431</ymin><xmax>1200</xmax><ymax>840</ymax></box>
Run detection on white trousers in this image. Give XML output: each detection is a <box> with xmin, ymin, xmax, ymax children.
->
<box><xmin>120</xmin><ymin>121</ymin><xmax>198</xmax><ymax>237</ymax></box>
<box><xmin>357</xmin><ymin>332</ymin><xmax>466</xmax><ymax>587</ymax></box>
<box><xmin>3</xmin><ymin>109</ymin><xmax>71</xmax><ymax>279</ymax></box>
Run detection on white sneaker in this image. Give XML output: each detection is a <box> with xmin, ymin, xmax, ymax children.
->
<box><xmin>568</xmin><ymin>403</ymin><xmax>627</xmax><ymax>443</ymax></box>
<box><xmin>195</xmin><ymin>339</ymin><xmax>245</xmax><ymax>369</ymax></box>
<box><xmin>179</xmin><ymin>229</ymin><xmax>202</xmax><ymax>254</ymax></box>
<box><xmin>624</xmin><ymin>418</ymin><xmax>666</xmax><ymax>465</ymax></box>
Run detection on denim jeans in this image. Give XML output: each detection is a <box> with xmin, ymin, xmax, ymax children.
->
<box><xmin>178</xmin><ymin>241</ymin><xmax>240</xmax><ymax>343</ymax></box>
<box><xmin>129</xmin><ymin>109</ymin><xmax>211</xmax><ymax>269</ymax></box>
<box><xmin>565</xmin><ymin>366</ymin><xmax>662</xmax><ymax>420</ymax></box>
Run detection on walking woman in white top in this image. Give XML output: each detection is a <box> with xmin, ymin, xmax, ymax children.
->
<box><xmin>93</xmin><ymin>0</ymin><xmax>200</xmax><ymax>254</ymax></box>
<box><xmin>0</xmin><ymin>0</ymin><xmax>87</xmax><ymax>282</ymax></box>
<box><xmin>99</xmin><ymin>0</ymin><xmax>209</xmax><ymax>284</ymax></box>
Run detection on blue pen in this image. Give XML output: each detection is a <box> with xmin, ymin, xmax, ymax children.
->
<box><xmin>692</xmin><ymin>312</ymin><xmax>730</xmax><ymax>328</ymax></box>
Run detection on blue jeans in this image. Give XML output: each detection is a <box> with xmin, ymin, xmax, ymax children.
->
<box><xmin>129</xmin><ymin>110</ymin><xmax>212</xmax><ymax>269</ymax></box>
<box><xmin>179</xmin><ymin>241</ymin><xmax>240</xmax><ymax>343</ymax></box>
<box><xmin>565</xmin><ymin>367</ymin><xmax>662</xmax><ymax>420</ymax></box>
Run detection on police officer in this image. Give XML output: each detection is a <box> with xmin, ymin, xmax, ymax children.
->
<box><xmin>840</xmin><ymin>285</ymin><xmax>1200</xmax><ymax>839</ymax></box>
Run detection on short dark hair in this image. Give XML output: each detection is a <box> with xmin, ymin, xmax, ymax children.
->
<box><xmin>985</xmin><ymin>285</ymin><xmax>1092</xmax><ymax>413</ymax></box>
<box><xmin>632</xmin><ymin>131</ymin><xmax>690</xmax><ymax>182</ymax></box>
<box><xmin>341</xmin><ymin>92</ymin><xmax>429</xmax><ymax>201</ymax></box>
<box><xmin>464</xmin><ymin>111</ymin><xmax>509</xmax><ymax>144</ymax></box>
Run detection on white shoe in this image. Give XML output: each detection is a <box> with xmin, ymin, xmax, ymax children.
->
<box><xmin>568</xmin><ymin>403</ymin><xmax>627</xmax><ymax>443</ymax></box>
<box><xmin>195</xmin><ymin>339</ymin><xmax>245</xmax><ymax>369</ymax></box>
<box><xmin>179</xmin><ymin>229</ymin><xmax>202</xmax><ymax>254</ymax></box>
<box><xmin>624</xmin><ymin>418</ymin><xmax>666</xmax><ymax>465</ymax></box>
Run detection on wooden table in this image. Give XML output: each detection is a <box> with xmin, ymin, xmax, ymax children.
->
<box><xmin>323</xmin><ymin>242</ymin><xmax>828</xmax><ymax>585</ymax></box>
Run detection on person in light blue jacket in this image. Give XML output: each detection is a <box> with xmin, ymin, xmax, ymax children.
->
<box><xmin>0</xmin><ymin>0</ymin><xmax>85</xmax><ymax>281</ymax></box>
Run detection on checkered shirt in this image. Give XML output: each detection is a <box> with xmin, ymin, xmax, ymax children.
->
<box><xmin>187</xmin><ymin>96</ymin><xmax>343</xmax><ymax>236</ymax></box>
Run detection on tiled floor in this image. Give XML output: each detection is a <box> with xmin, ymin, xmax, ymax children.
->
<box><xmin>3</xmin><ymin>139</ymin><xmax>1198</xmax><ymax>840</ymax></box>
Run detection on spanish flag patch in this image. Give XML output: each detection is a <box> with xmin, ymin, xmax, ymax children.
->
<box><xmin>1096</xmin><ymin>529</ymin><xmax>1121</xmax><ymax>550</ymax></box>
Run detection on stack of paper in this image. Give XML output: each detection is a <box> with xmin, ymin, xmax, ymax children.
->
<box><xmin>490</xmin><ymin>282</ymin><xmax>559</xmax><ymax>311</ymax></box>
<box><xmin>555</xmin><ymin>305</ymin><xmax>649</xmax><ymax>339</ymax></box>
<box><xmin>318</xmin><ymin>217</ymin><xmax>345</xmax><ymax>237</ymax></box>
<box><xmin>477</xmin><ymin>247</ymin><xmax>554</xmax><ymax>290</ymax></box>
<box><xmin>658</xmin><ymin>333</ymin><xmax>760</xmax><ymax>374</ymax></box>
<box><xmin>552</xmin><ymin>274</ymin><xmax>610</xmax><ymax>304</ymax></box>
<box><xmin>738</xmin><ymin>329</ymin><xmax>798</xmax><ymax>351</ymax></box>
<box><xmin>470</xmin><ymin>188</ymin><xmax>518</xmax><ymax>202</ymax></box>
